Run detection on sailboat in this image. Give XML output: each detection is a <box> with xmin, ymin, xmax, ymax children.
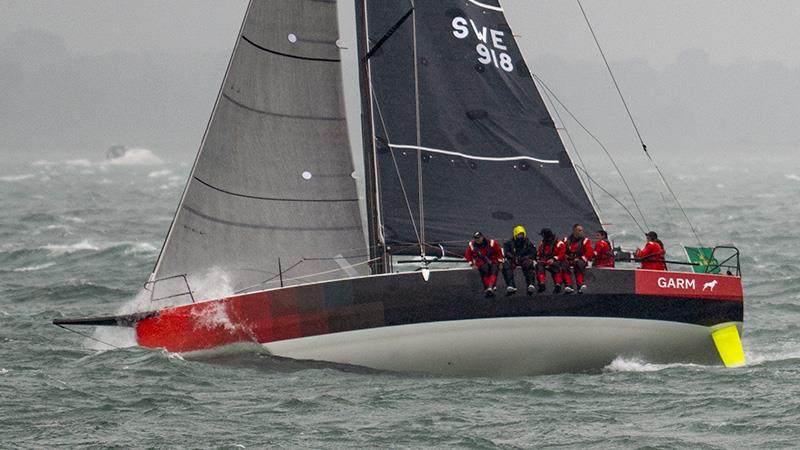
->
<box><xmin>54</xmin><ymin>0</ymin><xmax>745</xmax><ymax>376</ymax></box>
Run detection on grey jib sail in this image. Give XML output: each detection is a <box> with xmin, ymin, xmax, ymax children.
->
<box><xmin>150</xmin><ymin>0</ymin><xmax>367</xmax><ymax>301</ymax></box>
<box><xmin>359</xmin><ymin>0</ymin><xmax>601</xmax><ymax>256</ymax></box>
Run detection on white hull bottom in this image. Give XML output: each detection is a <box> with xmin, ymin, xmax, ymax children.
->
<box><xmin>261</xmin><ymin>317</ymin><xmax>737</xmax><ymax>376</ymax></box>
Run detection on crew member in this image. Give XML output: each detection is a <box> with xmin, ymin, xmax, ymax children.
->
<box><xmin>501</xmin><ymin>225</ymin><xmax>537</xmax><ymax>295</ymax></box>
<box><xmin>562</xmin><ymin>223</ymin><xmax>594</xmax><ymax>294</ymax></box>
<box><xmin>535</xmin><ymin>228</ymin><xmax>566</xmax><ymax>293</ymax></box>
<box><xmin>593</xmin><ymin>229</ymin><xmax>615</xmax><ymax>268</ymax></box>
<box><xmin>635</xmin><ymin>231</ymin><xmax>667</xmax><ymax>270</ymax></box>
<box><xmin>465</xmin><ymin>231</ymin><xmax>504</xmax><ymax>297</ymax></box>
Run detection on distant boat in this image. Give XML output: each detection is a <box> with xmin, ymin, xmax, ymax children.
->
<box><xmin>55</xmin><ymin>0</ymin><xmax>744</xmax><ymax>375</ymax></box>
<box><xmin>105</xmin><ymin>144</ymin><xmax>128</xmax><ymax>160</ymax></box>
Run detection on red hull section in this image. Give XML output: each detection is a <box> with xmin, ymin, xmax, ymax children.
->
<box><xmin>137</xmin><ymin>291</ymin><xmax>329</xmax><ymax>353</ymax></box>
<box><xmin>634</xmin><ymin>271</ymin><xmax>743</xmax><ymax>301</ymax></box>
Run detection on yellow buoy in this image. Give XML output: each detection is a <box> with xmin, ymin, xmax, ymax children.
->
<box><xmin>711</xmin><ymin>324</ymin><xmax>746</xmax><ymax>367</ymax></box>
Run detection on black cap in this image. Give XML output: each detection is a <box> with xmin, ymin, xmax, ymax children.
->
<box><xmin>539</xmin><ymin>228</ymin><xmax>554</xmax><ymax>239</ymax></box>
<box><xmin>473</xmin><ymin>231</ymin><xmax>484</xmax><ymax>239</ymax></box>
<box><xmin>646</xmin><ymin>231</ymin><xmax>658</xmax><ymax>239</ymax></box>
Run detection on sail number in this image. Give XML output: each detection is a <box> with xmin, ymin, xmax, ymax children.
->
<box><xmin>451</xmin><ymin>17</ymin><xmax>514</xmax><ymax>72</ymax></box>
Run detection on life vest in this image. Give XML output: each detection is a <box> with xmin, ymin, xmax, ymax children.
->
<box><xmin>593</xmin><ymin>239</ymin><xmax>615</xmax><ymax>268</ymax></box>
<box><xmin>637</xmin><ymin>241</ymin><xmax>666</xmax><ymax>270</ymax></box>
<box><xmin>505</xmin><ymin>237</ymin><xmax>535</xmax><ymax>260</ymax></box>
<box><xmin>565</xmin><ymin>235</ymin><xmax>592</xmax><ymax>260</ymax></box>
<box><xmin>537</xmin><ymin>239</ymin><xmax>564</xmax><ymax>262</ymax></box>
<box><xmin>466</xmin><ymin>239</ymin><xmax>502</xmax><ymax>266</ymax></box>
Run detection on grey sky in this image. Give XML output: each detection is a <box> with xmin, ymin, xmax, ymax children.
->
<box><xmin>3</xmin><ymin>1</ymin><xmax>798</xmax><ymax>66</ymax></box>
<box><xmin>1</xmin><ymin>0</ymin><xmax>799</xmax><ymax>160</ymax></box>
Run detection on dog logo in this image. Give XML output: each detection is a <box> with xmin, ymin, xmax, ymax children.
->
<box><xmin>702</xmin><ymin>280</ymin><xmax>718</xmax><ymax>292</ymax></box>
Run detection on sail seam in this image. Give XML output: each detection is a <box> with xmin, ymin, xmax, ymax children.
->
<box><xmin>388</xmin><ymin>144</ymin><xmax>559</xmax><ymax>164</ymax></box>
<box><xmin>241</xmin><ymin>35</ymin><xmax>340</xmax><ymax>62</ymax></box>
<box><xmin>194</xmin><ymin>176</ymin><xmax>358</xmax><ymax>202</ymax></box>
<box><xmin>466</xmin><ymin>0</ymin><xmax>503</xmax><ymax>12</ymax></box>
<box><xmin>222</xmin><ymin>93</ymin><xmax>345</xmax><ymax>121</ymax></box>
<box><xmin>183</xmin><ymin>205</ymin><xmax>361</xmax><ymax>231</ymax></box>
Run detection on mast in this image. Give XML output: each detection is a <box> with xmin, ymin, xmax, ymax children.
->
<box><xmin>355</xmin><ymin>0</ymin><xmax>386</xmax><ymax>274</ymax></box>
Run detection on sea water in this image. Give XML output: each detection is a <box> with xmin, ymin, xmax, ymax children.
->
<box><xmin>1</xmin><ymin>153</ymin><xmax>799</xmax><ymax>448</ymax></box>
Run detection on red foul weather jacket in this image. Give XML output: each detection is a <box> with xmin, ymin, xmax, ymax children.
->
<box><xmin>636</xmin><ymin>241</ymin><xmax>667</xmax><ymax>270</ymax></box>
<box><xmin>593</xmin><ymin>239</ymin><xmax>615</xmax><ymax>268</ymax></box>
<box><xmin>536</xmin><ymin>239</ymin><xmax>566</xmax><ymax>264</ymax></box>
<box><xmin>465</xmin><ymin>239</ymin><xmax>504</xmax><ymax>268</ymax></box>
<box><xmin>564</xmin><ymin>235</ymin><xmax>594</xmax><ymax>263</ymax></box>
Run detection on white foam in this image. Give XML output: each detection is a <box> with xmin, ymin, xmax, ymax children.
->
<box><xmin>0</xmin><ymin>174</ymin><xmax>34</xmax><ymax>182</ymax></box>
<box><xmin>192</xmin><ymin>266</ymin><xmax>235</xmax><ymax>301</ymax></box>
<box><xmin>604</xmin><ymin>356</ymin><xmax>700</xmax><ymax>373</ymax></box>
<box><xmin>147</xmin><ymin>169</ymin><xmax>172</xmax><ymax>178</ymax></box>
<box><xmin>785</xmin><ymin>174</ymin><xmax>800</xmax><ymax>182</ymax></box>
<box><xmin>31</xmin><ymin>160</ymin><xmax>56</xmax><ymax>167</ymax></box>
<box><xmin>42</xmin><ymin>239</ymin><xmax>99</xmax><ymax>254</ymax></box>
<box><xmin>13</xmin><ymin>262</ymin><xmax>56</xmax><ymax>272</ymax></box>
<box><xmin>106</xmin><ymin>148</ymin><xmax>163</xmax><ymax>166</ymax></box>
<box><xmin>0</xmin><ymin>368</ymin><xmax>8</xmax><ymax>375</ymax></box>
<box><xmin>65</xmin><ymin>159</ymin><xmax>93</xmax><ymax>167</ymax></box>
<box><xmin>123</xmin><ymin>242</ymin><xmax>158</xmax><ymax>255</ymax></box>
<box><xmin>88</xmin><ymin>326</ymin><xmax>138</xmax><ymax>351</ymax></box>
<box><xmin>744</xmin><ymin>346</ymin><xmax>800</xmax><ymax>366</ymax></box>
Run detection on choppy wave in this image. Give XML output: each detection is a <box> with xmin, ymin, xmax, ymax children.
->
<box><xmin>148</xmin><ymin>169</ymin><xmax>172</xmax><ymax>178</ymax></box>
<box><xmin>41</xmin><ymin>240</ymin><xmax>100</xmax><ymax>255</ymax></box>
<box><xmin>106</xmin><ymin>148</ymin><xmax>163</xmax><ymax>166</ymax></box>
<box><xmin>12</xmin><ymin>262</ymin><xmax>56</xmax><ymax>272</ymax></box>
<box><xmin>0</xmin><ymin>174</ymin><xmax>35</xmax><ymax>182</ymax></box>
<box><xmin>603</xmin><ymin>356</ymin><xmax>703</xmax><ymax>373</ymax></box>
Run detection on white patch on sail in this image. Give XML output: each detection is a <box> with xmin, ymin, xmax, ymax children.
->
<box><xmin>388</xmin><ymin>144</ymin><xmax>559</xmax><ymax>164</ymax></box>
<box><xmin>466</xmin><ymin>0</ymin><xmax>503</xmax><ymax>12</ymax></box>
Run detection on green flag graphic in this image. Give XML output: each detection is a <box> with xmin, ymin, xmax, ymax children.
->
<box><xmin>684</xmin><ymin>246</ymin><xmax>720</xmax><ymax>274</ymax></box>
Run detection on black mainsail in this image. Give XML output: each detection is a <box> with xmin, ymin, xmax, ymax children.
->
<box><xmin>358</xmin><ymin>0</ymin><xmax>601</xmax><ymax>257</ymax></box>
<box><xmin>150</xmin><ymin>0</ymin><xmax>368</xmax><ymax>300</ymax></box>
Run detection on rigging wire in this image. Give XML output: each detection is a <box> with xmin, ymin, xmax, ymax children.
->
<box><xmin>537</xmin><ymin>77</ymin><xmax>600</xmax><ymax>214</ymax></box>
<box><xmin>55</xmin><ymin>324</ymin><xmax>122</xmax><ymax>350</ymax></box>
<box><xmin>574</xmin><ymin>166</ymin><xmax>647</xmax><ymax>235</ymax></box>
<box><xmin>576</xmin><ymin>0</ymin><xmax>704</xmax><ymax>247</ymax></box>
<box><xmin>532</xmin><ymin>72</ymin><xmax>651</xmax><ymax>231</ymax></box>
<box><xmin>409</xmin><ymin>0</ymin><xmax>426</xmax><ymax>253</ymax></box>
<box><xmin>371</xmin><ymin>84</ymin><xmax>424</xmax><ymax>253</ymax></box>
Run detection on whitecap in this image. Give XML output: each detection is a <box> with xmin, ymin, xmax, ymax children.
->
<box><xmin>604</xmin><ymin>356</ymin><xmax>700</xmax><ymax>373</ymax></box>
<box><xmin>785</xmin><ymin>174</ymin><xmax>800</xmax><ymax>182</ymax></box>
<box><xmin>13</xmin><ymin>262</ymin><xmax>56</xmax><ymax>272</ymax></box>
<box><xmin>0</xmin><ymin>174</ymin><xmax>34</xmax><ymax>182</ymax></box>
<box><xmin>124</xmin><ymin>242</ymin><xmax>158</xmax><ymax>255</ymax></box>
<box><xmin>148</xmin><ymin>169</ymin><xmax>172</xmax><ymax>178</ymax></box>
<box><xmin>65</xmin><ymin>159</ymin><xmax>93</xmax><ymax>167</ymax></box>
<box><xmin>42</xmin><ymin>239</ymin><xmax>100</xmax><ymax>254</ymax></box>
<box><xmin>0</xmin><ymin>368</ymin><xmax>9</xmax><ymax>375</ymax></box>
<box><xmin>106</xmin><ymin>148</ymin><xmax>163</xmax><ymax>166</ymax></box>
<box><xmin>31</xmin><ymin>160</ymin><xmax>56</xmax><ymax>167</ymax></box>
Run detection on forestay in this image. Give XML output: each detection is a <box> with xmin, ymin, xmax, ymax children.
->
<box><xmin>151</xmin><ymin>0</ymin><xmax>367</xmax><ymax>301</ymax></box>
<box><xmin>359</xmin><ymin>0</ymin><xmax>601</xmax><ymax>256</ymax></box>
